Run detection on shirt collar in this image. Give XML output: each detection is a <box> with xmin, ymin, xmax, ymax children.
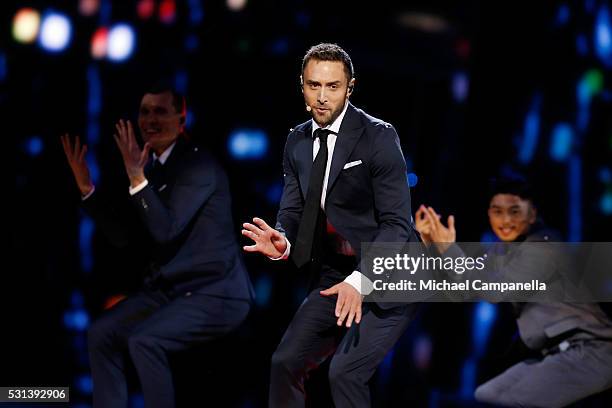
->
<box><xmin>311</xmin><ymin>100</ymin><xmax>349</xmax><ymax>137</ymax></box>
<box><xmin>152</xmin><ymin>141</ymin><xmax>177</xmax><ymax>165</ymax></box>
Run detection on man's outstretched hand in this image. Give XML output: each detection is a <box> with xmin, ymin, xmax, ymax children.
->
<box><xmin>320</xmin><ymin>282</ymin><xmax>363</xmax><ymax>328</ymax></box>
<box><xmin>242</xmin><ymin>217</ymin><xmax>288</xmax><ymax>259</ymax></box>
<box><xmin>61</xmin><ymin>133</ymin><xmax>94</xmax><ymax>196</ymax></box>
<box><xmin>113</xmin><ymin>119</ymin><xmax>150</xmax><ymax>188</ymax></box>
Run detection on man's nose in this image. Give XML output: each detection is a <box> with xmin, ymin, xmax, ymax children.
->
<box><xmin>317</xmin><ymin>88</ymin><xmax>327</xmax><ymax>104</ymax></box>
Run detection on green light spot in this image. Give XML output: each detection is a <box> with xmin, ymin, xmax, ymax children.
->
<box><xmin>584</xmin><ymin>69</ymin><xmax>604</xmax><ymax>96</ymax></box>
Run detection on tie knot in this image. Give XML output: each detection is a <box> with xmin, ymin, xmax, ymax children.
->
<box><xmin>314</xmin><ymin>128</ymin><xmax>332</xmax><ymax>143</ymax></box>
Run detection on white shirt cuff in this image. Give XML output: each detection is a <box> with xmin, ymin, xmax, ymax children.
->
<box><xmin>343</xmin><ymin>271</ymin><xmax>374</xmax><ymax>296</ymax></box>
<box><xmin>129</xmin><ymin>179</ymin><xmax>149</xmax><ymax>196</ymax></box>
<box><xmin>81</xmin><ymin>185</ymin><xmax>96</xmax><ymax>201</ymax></box>
<box><xmin>269</xmin><ymin>237</ymin><xmax>291</xmax><ymax>260</ymax></box>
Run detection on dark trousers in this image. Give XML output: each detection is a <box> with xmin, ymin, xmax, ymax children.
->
<box><xmin>87</xmin><ymin>288</ymin><xmax>250</xmax><ymax>408</ymax></box>
<box><xmin>270</xmin><ymin>287</ymin><xmax>417</xmax><ymax>408</ymax></box>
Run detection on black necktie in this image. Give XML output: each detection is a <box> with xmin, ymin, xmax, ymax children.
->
<box><xmin>292</xmin><ymin>128</ymin><xmax>332</xmax><ymax>268</ymax></box>
<box><xmin>148</xmin><ymin>159</ymin><xmax>164</xmax><ymax>187</ymax></box>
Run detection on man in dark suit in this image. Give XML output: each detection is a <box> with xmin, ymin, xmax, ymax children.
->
<box><xmin>242</xmin><ymin>43</ymin><xmax>419</xmax><ymax>407</ymax></box>
<box><xmin>416</xmin><ymin>177</ymin><xmax>612</xmax><ymax>407</ymax></box>
<box><xmin>61</xmin><ymin>86</ymin><xmax>253</xmax><ymax>408</ymax></box>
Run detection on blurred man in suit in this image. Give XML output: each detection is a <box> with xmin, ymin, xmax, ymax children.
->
<box><xmin>416</xmin><ymin>176</ymin><xmax>612</xmax><ymax>407</ymax></box>
<box><xmin>242</xmin><ymin>43</ymin><xmax>419</xmax><ymax>407</ymax></box>
<box><xmin>62</xmin><ymin>85</ymin><xmax>253</xmax><ymax>408</ymax></box>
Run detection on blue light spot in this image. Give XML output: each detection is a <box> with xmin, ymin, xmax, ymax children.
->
<box><xmin>586</xmin><ymin>0</ymin><xmax>596</xmax><ymax>14</ymax></box>
<box><xmin>601</xmin><ymin>191</ymin><xmax>612</xmax><ymax>215</ymax></box>
<box><xmin>63</xmin><ymin>308</ymin><xmax>90</xmax><ymax>331</ymax></box>
<box><xmin>174</xmin><ymin>70</ymin><xmax>188</xmax><ymax>95</ymax></box>
<box><xmin>295</xmin><ymin>11</ymin><xmax>311</xmax><ymax>28</ymax></box>
<box><xmin>228</xmin><ymin>128</ymin><xmax>269</xmax><ymax>160</ymax></box>
<box><xmin>407</xmin><ymin>172</ymin><xmax>418</xmax><ymax>187</ymax></box>
<box><xmin>0</xmin><ymin>52</ymin><xmax>6</xmax><ymax>82</ymax></box>
<box><xmin>87</xmin><ymin>65</ymin><xmax>101</xmax><ymax>117</ymax></box>
<box><xmin>99</xmin><ymin>0</ymin><xmax>112</xmax><ymax>25</ymax></box>
<box><xmin>518</xmin><ymin>95</ymin><xmax>541</xmax><ymax>164</ymax></box>
<box><xmin>184</xmin><ymin>34</ymin><xmax>199</xmax><ymax>51</ymax></box>
<box><xmin>599</xmin><ymin>167</ymin><xmax>611</xmax><ymax>183</ymax></box>
<box><xmin>266</xmin><ymin>182</ymin><xmax>283</xmax><ymax>204</ymax></box>
<box><xmin>556</xmin><ymin>3</ymin><xmax>570</xmax><ymax>26</ymax></box>
<box><xmin>268</xmin><ymin>37</ymin><xmax>289</xmax><ymax>55</ymax></box>
<box><xmin>460</xmin><ymin>358</ymin><xmax>476</xmax><ymax>399</ymax></box>
<box><xmin>79</xmin><ymin>216</ymin><xmax>95</xmax><ymax>273</ymax></box>
<box><xmin>472</xmin><ymin>302</ymin><xmax>496</xmax><ymax>356</ymax></box>
<box><xmin>88</xmin><ymin>155</ymin><xmax>101</xmax><ymax>185</ymax></box>
<box><xmin>254</xmin><ymin>275</ymin><xmax>272</xmax><ymax>308</ymax></box>
<box><xmin>568</xmin><ymin>156</ymin><xmax>582</xmax><ymax>241</ymax></box>
<box><xmin>185</xmin><ymin>108</ymin><xmax>195</xmax><ymax>130</ymax></box>
<box><xmin>87</xmin><ymin>122</ymin><xmax>100</xmax><ymax>145</ymax></box>
<box><xmin>576</xmin><ymin>79</ymin><xmax>591</xmax><ymax>132</ymax></box>
<box><xmin>452</xmin><ymin>71</ymin><xmax>469</xmax><ymax>102</ymax></box>
<box><xmin>76</xmin><ymin>374</ymin><xmax>93</xmax><ymax>395</ymax></box>
<box><xmin>25</xmin><ymin>136</ymin><xmax>44</xmax><ymax>156</ymax></box>
<box><xmin>71</xmin><ymin>290</ymin><xmax>85</xmax><ymax>308</ymax></box>
<box><xmin>595</xmin><ymin>5</ymin><xmax>612</xmax><ymax>66</ymax></box>
<box><xmin>576</xmin><ymin>34</ymin><xmax>589</xmax><ymax>55</ymax></box>
<box><xmin>187</xmin><ymin>0</ymin><xmax>204</xmax><ymax>25</ymax></box>
<box><xmin>550</xmin><ymin>123</ymin><xmax>573</xmax><ymax>161</ymax></box>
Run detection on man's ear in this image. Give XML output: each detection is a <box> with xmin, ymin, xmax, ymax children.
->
<box><xmin>347</xmin><ymin>77</ymin><xmax>356</xmax><ymax>97</ymax></box>
<box><xmin>300</xmin><ymin>75</ymin><xmax>304</xmax><ymax>92</ymax></box>
<box><xmin>528</xmin><ymin>205</ymin><xmax>537</xmax><ymax>224</ymax></box>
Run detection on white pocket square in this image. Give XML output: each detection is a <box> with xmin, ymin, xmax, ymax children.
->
<box><xmin>343</xmin><ymin>160</ymin><xmax>362</xmax><ymax>170</ymax></box>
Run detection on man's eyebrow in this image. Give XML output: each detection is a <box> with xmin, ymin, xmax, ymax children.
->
<box><xmin>305</xmin><ymin>79</ymin><xmax>320</xmax><ymax>84</ymax></box>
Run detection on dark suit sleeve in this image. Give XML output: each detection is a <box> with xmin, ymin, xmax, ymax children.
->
<box><xmin>369</xmin><ymin>125</ymin><xmax>412</xmax><ymax>245</ymax></box>
<box><xmin>130</xmin><ymin>159</ymin><xmax>216</xmax><ymax>244</ymax></box>
<box><xmin>275</xmin><ymin>132</ymin><xmax>303</xmax><ymax>244</ymax></box>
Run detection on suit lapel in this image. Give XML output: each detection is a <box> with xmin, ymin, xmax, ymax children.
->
<box><xmin>294</xmin><ymin>123</ymin><xmax>314</xmax><ymax>198</ymax></box>
<box><xmin>327</xmin><ymin>103</ymin><xmax>365</xmax><ymax>194</ymax></box>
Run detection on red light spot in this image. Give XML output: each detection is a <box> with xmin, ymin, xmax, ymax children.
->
<box><xmin>91</xmin><ymin>26</ymin><xmax>108</xmax><ymax>59</ymax></box>
<box><xmin>137</xmin><ymin>0</ymin><xmax>155</xmax><ymax>20</ymax></box>
<box><xmin>159</xmin><ymin>0</ymin><xmax>176</xmax><ymax>24</ymax></box>
<box><xmin>104</xmin><ymin>294</ymin><xmax>126</xmax><ymax>309</ymax></box>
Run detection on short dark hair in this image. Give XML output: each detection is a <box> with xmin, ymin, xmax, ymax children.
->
<box><xmin>487</xmin><ymin>175</ymin><xmax>536</xmax><ymax>206</ymax></box>
<box><xmin>301</xmin><ymin>43</ymin><xmax>354</xmax><ymax>81</ymax></box>
<box><xmin>142</xmin><ymin>83</ymin><xmax>186</xmax><ymax>116</ymax></box>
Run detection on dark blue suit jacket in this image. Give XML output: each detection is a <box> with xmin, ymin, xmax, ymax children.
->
<box><xmin>84</xmin><ymin>138</ymin><xmax>254</xmax><ymax>302</ymax></box>
<box><xmin>276</xmin><ymin>103</ymin><xmax>416</xmax><ymax>280</ymax></box>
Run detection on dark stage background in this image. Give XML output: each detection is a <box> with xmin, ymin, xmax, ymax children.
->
<box><xmin>4</xmin><ymin>0</ymin><xmax>612</xmax><ymax>406</ymax></box>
